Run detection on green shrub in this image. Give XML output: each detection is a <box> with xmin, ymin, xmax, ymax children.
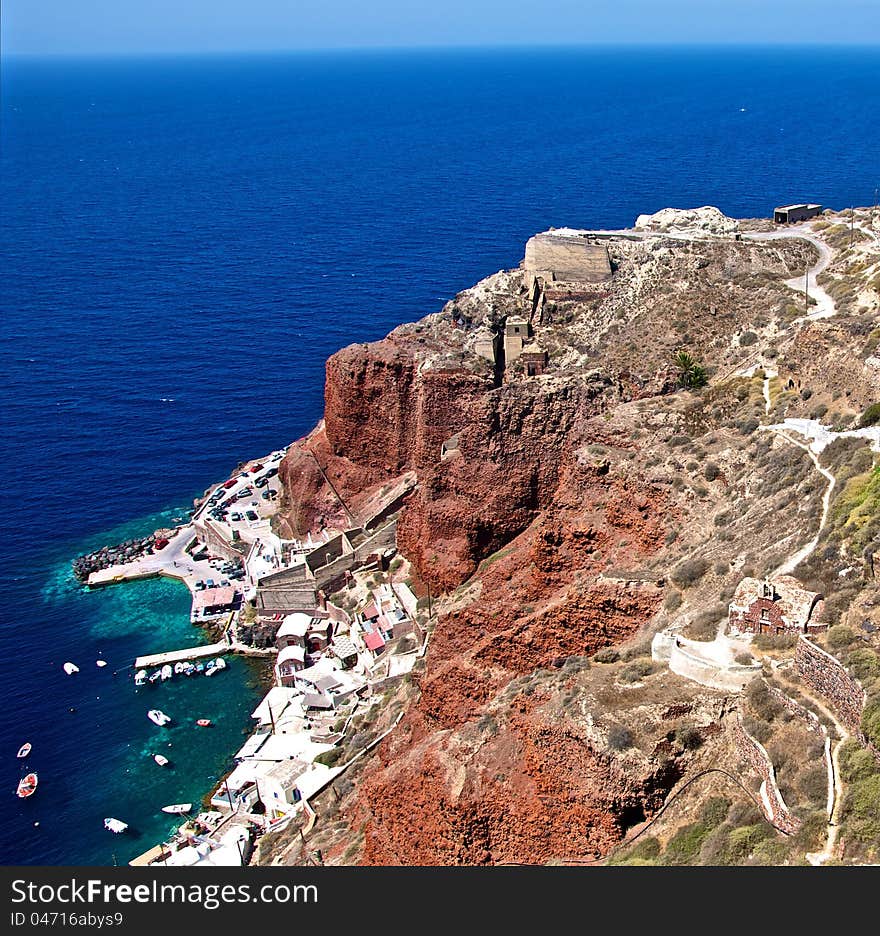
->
<box><xmin>593</xmin><ymin>647</ymin><xmax>620</xmax><ymax>664</ymax></box>
<box><xmin>675</xmin><ymin>725</ymin><xmax>703</xmax><ymax>750</ymax></box>
<box><xmin>663</xmin><ymin>822</ymin><xmax>712</xmax><ymax>865</ymax></box>
<box><xmin>700</xmin><ymin>797</ymin><xmax>732</xmax><ymax>827</ymax></box>
<box><xmin>704</xmin><ymin>462</ymin><xmax>721</xmax><ymax>481</ymax></box>
<box><xmin>726</xmin><ymin>824</ymin><xmax>772</xmax><ymax>861</ymax></box>
<box><xmin>746</xmin><ymin>678</ymin><xmax>783</xmax><ymax>722</ymax></box>
<box><xmin>608</xmin><ymin>836</ymin><xmax>660</xmax><ymax>865</ymax></box>
<box><xmin>859</xmin><ymin>402</ymin><xmax>880</xmax><ymax>427</ymax></box>
<box><xmin>861</xmin><ymin>698</ymin><xmax>880</xmax><ymax>749</ymax></box>
<box><xmin>671</xmin><ymin>557</ymin><xmax>710</xmax><ymax>588</ymax></box>
<box><xmin>826</xmin><ymin>624</ymin><xmax>856</xmax><ymax>650</ymax></box>
<box><xmin>847</xmin><ymin>648</ymin><xmax>880</xmax><ymax>682</ymax></box>
<box><xmin>841</xmin><ymin>774</ymin><xmax>880</xmax><ymax>841</ymax></box>
<box><xmin>838</xmin><ymin>738</ymin><xmax>880</xmax><ymax>783</ymax></box>
<box><xmin>739</xmin><ymin>331</ymin><xmax>758</xmax><ymax>347</ymax></box>
<box><xmin>799</xmin><ymin>765</ymin><xmax>829</xmax><ymax>804</ymax></box>
<box><xmin>618</xmin><ymin>660</ymin><xmax>656</xmax><ymax>684</ymax></box>
<box><xmin>664</xmin><ymin>589</ymin><xmax>682</xmax><ymax>612</ymax></box>
<box><xmin>607</xmin><ymin>723</ymin><xmax>634</xmax><ymax>751</ymax></box>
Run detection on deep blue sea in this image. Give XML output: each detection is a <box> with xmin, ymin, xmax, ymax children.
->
<box><xmin>1</xmin><ymin>45</ymin><xmax>879</xmax><ymax>865</ymax></box>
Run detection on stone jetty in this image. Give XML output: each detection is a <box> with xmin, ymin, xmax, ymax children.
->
<box><xmin>72</xmin><ymin>528</ymin><xmax>179</xmax><ymax>583</ymax></box>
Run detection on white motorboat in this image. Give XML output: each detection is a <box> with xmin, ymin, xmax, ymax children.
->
<box><xmin>62</xmin><ymin>662</ymin><xmax>79</xmax><ymax>675</ymax></box>
<box><xmin>153</xmin><ymin>754</ymin><xmax>169</xmax><ymax>766</ymax></box>
<box><xmin>96</xmin><ymin>660</ymin><xmax>107</xmax><ymax>668</ymax></box>
<box><xmin>173</xmin><ymin>662</ymin><xmax>187</xmax><ymax>675</ymax></box>
<box><xmin>160</xmin><ymin>664</ymin><xmax>173</xmax><ymax>681</ymax></box>
<box><xmin>161</xmin><ymin>803</ymin><xmax>192</xmax><ymax>814</ymax></box>
<box><xmin>147</xmin><ymin>709</ymin><xmax>171</xmax><ymax>726</ymax></box>
<box><xmin>148</xmin><ymin>670</ymin><xmax>161</xmax><ymax>684</ymax></box>
<box><xmin>17</xmin><ymin>742</ymin><xmax>32</xmax><ymax>759</ymax></box>
<box><xmin>104</xmin><ymin>817</ymin><xmax>128</xmax><ymax>834</ymax></box>
<box><xmin>134</xmin><ymin>669</ymin><xmax>147</xmax><ymax>686</ymax></box>
<box><xmin>204</xmin><ymin>657</ymin><xmax>226</xmax><ymax>677</ymax></box>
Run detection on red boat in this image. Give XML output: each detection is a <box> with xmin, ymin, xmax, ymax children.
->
<box><xmin>195</xmin><ymin>719</ymin><xmax>212</xmax><ymax>727</ymax></box>
<box><xmin>17</xmin><ymin>773</ymin><xmax>38</xmax><ymax>798</ymax></box>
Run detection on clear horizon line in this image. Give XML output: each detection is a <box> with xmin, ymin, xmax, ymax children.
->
<box><xmin>3</xmin><ymin>39</ymin><xmax>880</xmax><ymax>60</ymax></box>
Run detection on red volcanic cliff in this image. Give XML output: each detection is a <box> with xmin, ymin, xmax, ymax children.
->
<box><xmin>273</xmin><ymin>270</ymin><xmax>688</xmax><ymax>865</ymax></box>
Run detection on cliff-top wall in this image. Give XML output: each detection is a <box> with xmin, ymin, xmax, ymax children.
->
<box><xmin>524</xmin><ymin>233</ymin><xmax>612</xmax><ymax>282</ymax></box>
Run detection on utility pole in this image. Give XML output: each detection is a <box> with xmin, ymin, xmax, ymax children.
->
<box><xmin>850</xmin><ymin>206</ymin><xmax>855</xmax><ymax>248</ymax></box>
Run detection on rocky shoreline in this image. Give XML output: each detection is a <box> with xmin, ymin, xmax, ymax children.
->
<box><xmin>71</xmin><ymin>527</ymin><xmax>179</xmax><ymax>583</ymax></box>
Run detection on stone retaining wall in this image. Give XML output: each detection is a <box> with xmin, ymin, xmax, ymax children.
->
<box><xmin>795</xmin><ymin>635</ymin><xmax>866</xmax><ymax>735</ymax></box>
<box><xmin>732</xmin><ymin>715</ymin><xmax>801</xmax><ymax>834</ymax></box>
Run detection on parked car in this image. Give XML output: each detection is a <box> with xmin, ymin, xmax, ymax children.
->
<box><xmin>265</xmin><ymin>467</ymin><xmax>278</xmax><ymax>478</ymax></box>
<box><xmin>254</xmin><ymin>477</ymin><xmax>269</xmax><ymax>488</ymax></box>
<box><xmin>246</xmin><ymin>511</ymin><xmax>258</xmax><ymax>522</ymax></box>
<box><xmin>222</xmin><ymin>479</ymin><xmax>237</xmax><ymax>489</ymax></box>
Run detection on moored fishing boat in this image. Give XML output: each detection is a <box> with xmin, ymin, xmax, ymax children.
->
<box><xmin>161</xmin><ymin>803</ymin><xmax>192</xmax><ymax>814</ymax></box>
<box><xmin>153</xmin><ymin>754</ymin><xmax>169</xmax><ymax>766</ymax></box>
<box><xmin>134</xmin><ymin>669</ymin><xmax>147</xmax><ymax>686</ymax></box>
<box><xmin>63</xmin><ymin>662</ymin><xmax>79</xmax><ymax>675</ymax></box>
<box><xmin>160</xmin><ymin>664</ymin><xmax>173</xmax><ymax>681</ymax></box>
<box><xmin>195</xmin><ymin>718</ymin><xmax>212</xmax><ymax>727</ymax></box>
<box><xmin>17</xmin><ymin>773</ymin><xmax>38</xmax><ymax>798</ymax></box>
<box><xmin>147</xmin><ymin>709</ymin><xmax>171</xmax><ymax>726</ymax></box>
<box><xmin>17</xmin><ymin>742</ymin><xmax>32</xmax><ymax>759</ymax></box>
<box><xmin>103</xmin><ymin>817</ymin><xmax>128</xmax><ymax>834</ymax></box>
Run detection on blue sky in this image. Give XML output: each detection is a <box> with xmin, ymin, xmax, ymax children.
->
<box><xmin>3</xmin><ymin>0</ymin><xmax>880</xmax><ymax>55</ymax></box>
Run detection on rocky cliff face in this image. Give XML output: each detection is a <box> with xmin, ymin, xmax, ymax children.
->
<box><xmin>270</xmin><ymin>207</ymin><xmax>880</xmax><ymax>865</ymax></box>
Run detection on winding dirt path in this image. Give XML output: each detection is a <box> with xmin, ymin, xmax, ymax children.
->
<box><xmin>741</xmin><ymin>227</ymin><xmax>836</xmax><ymax>320</ymax></box>
<box><xmin>765</xmin><ymin>429</ymin><xmax>836</xmax><ymax>578</ymax></box>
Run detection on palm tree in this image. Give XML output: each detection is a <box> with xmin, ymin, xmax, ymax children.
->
<box><xmin>673</xmin><ymin>350</ymin><xmax>708</xmax><ymax>389</ymax></box>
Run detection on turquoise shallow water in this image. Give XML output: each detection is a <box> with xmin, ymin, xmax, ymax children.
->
<box><xmin>9</xmin><ymin>507</ymin><xmax>267</xmax><ymax>867</ymax></box>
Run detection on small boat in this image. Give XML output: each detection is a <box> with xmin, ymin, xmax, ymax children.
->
<box><xmin>153</xmin><ymin>754</ymin><xmax>169</xmax><ymax>766</ymax></box>
<box><xmin>183</xmin><ymin>663</ymin><xmax>196</xmax><ymax>676</ymax></box>
<box><xmin>17</xmin><ymin>743</ymin><xmax>31</xmax><ymax>759</ymax></box>
<box><xmin>160</xmin><ymin>665</ymin><xmax>173</xmax><ymax>681</ymax></box>
<box><xmin>134</xmin><ymin>669</ymin><xmax>147</xmax><ymax>686</ymax></box>
<box><xmin>148</xmin><ymin>709</ymin><xmax>171</xmax><ymax>727</ymax></box>
<box><xmin>96</xmin><ymin>660</ymin><xmax>107</xmax><ymax>668</ymax></box>
<box><xmin>63</xmin><ymin>662</ymin><xmax>79</xmax><ymax>675</ymax></box>
<box><xmin>161</xmin><ymin>803</ymin><xmax>192</xmax><ymax>814</ymax></box>
<box><xmin>195</xmin><ymin>719</ymin><xmax>212</xmax><ymax>727</ymax></box>
<box><xmin>148</xmin><ymin>670</ymin><xmax>161</xmax><ymax>684</ymax></box>
<box><xmin>173</xmin><ymin>662</ymin><xmax>187</xmax><ymax>675</ymax></box>
<box><xmin>212</xmin><ymin>657</ymin><xmax>227</xmax><ymax>670</ymax></box>
<box><xmin>194</xmin><ymin>662</ymin><xmax>205</xmax><ymax>674</ymax></box>
<box><xmin>103</xmin><ymin>817</ymin><xmax>128</xmax><ymax>834</ymax></box>
<box><xmin>16</xmin><ymin>773</ymin><xmax>38</xmax><ymax>798</ymax></box>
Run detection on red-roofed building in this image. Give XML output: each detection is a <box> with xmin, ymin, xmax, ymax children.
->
<box><xmin>363</xmin><ymin>629</ymin><xmax>386</xmax><ymax>652</ymax></box>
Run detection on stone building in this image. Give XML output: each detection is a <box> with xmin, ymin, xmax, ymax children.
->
<box><xmin>504</xmin><ymin>315</ymin><xmax>529</xmax><ymax>364</ymax></box>
<box><xmin>728</xmin><ymin>575</ymin><xmax>826</xmax><ymax>636</ymax></box>
<box><xmin>773</xmin><ymin>203</ymin><xmax>823</xmax><ymax>224</ymax></box>
<box><xmin>472</xmin><ymin>326</ymin><xmax>500</xmax><ymax>366</ymax></box>
<box><xmin>519</xmin><ymin>342</ymin><xmax>548</xmax><ymax>376</ymax></box>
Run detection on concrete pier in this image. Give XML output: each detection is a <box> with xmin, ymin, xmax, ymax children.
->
<box><xmin>135</xmin><ymin>642</ymin><xmax>228</xmax><ymax>669</ymax></box>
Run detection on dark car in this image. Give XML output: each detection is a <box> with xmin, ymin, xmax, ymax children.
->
<box><xmin>254</xmin><ymin>477</ymin><xmax>269</xmax><ymax>488</ymax></box>
<box><xmin>265</xmin><ymin>467</ymin><xmax>278</xmax><ymax>478</ymax></box>
<box><xmin>246</xmin><ymin>510</ymin><xmax>258</xmax><ymax>522</ymax></box>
